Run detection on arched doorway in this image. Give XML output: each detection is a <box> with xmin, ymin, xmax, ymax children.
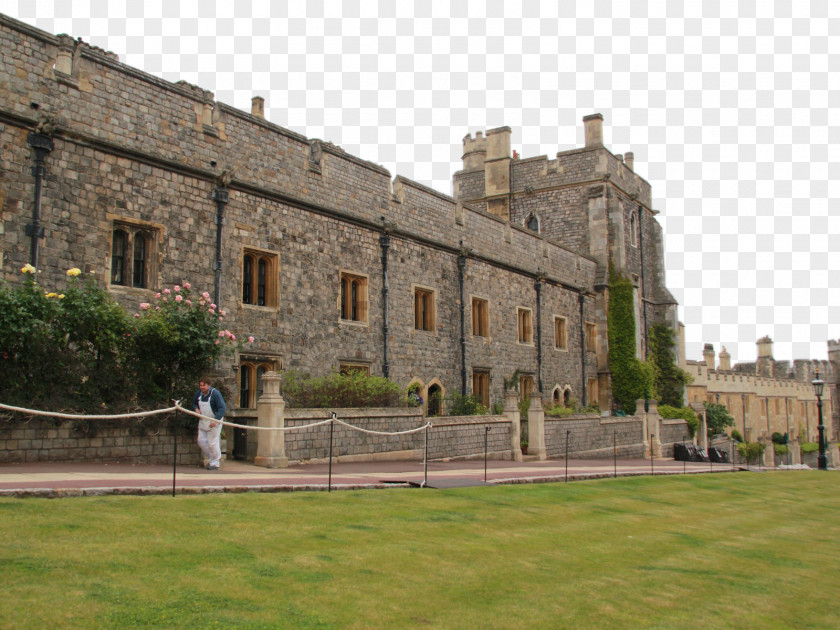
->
<box><xmin>427</xmin><ymin>383</ymin><xmax>443</xmax><ymax>416</ymax></box>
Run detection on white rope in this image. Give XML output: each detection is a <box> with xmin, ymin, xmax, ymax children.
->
<box><xmin>0</xmin><ymin>402</ymin><xmax>177</xmax><ymax>420</ymax></box>
<box><xmin>333</xmin><ymin>416</ymin><xmax>432</xmax><ymax>436</ymax></box>
<box><xmin>1</xmin><ymin>401</ymin><xmax>433</xmax><ymax>436</ymax></box>
<box><xmin>174</xmin><ymin>402</ymin><xmax>335</xmax><ymax>432</ymax></box>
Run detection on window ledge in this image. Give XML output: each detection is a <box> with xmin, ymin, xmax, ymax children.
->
<box><xmin>108</xmin><ymin>284</ymin><xmax>157</xmax><ymax>298</ymax></box>
<box><xmin>339</xmin><ymin>318</ymin><xmax>369</xmax><ymax>328</ymax></box>
<box><xmin>241</xmin><ymin>302</ymin><xmax>279</xmax><ymax>312</ymax></box>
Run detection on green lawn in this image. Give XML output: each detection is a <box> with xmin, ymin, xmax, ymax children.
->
<box><xmin>1</xmin><ymin>472</ymin><xmax>838</xmax><ymax>629</ymax></box>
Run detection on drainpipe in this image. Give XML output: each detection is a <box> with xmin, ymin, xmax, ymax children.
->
<box><xmin>26</xmin><ymin>132</ymin><xmax>54</xmax><ymax>269</ymax></box>
<box><xmin>212</xmin><ymin>187</ymin><xmax>229</xmax><ymax>308</ymax></box>
<box><xmin>380</xmin><ymin>233</ymin><xmax>391</xmax><ymax>379</ymax></box>
<box><xmin>579</xmin><ymin>293</ymin><xmax>587</xmax><ymax>406</ymax></box>
<box><xmin>638</xmin><ymin>205</ymin><xmax>648</xmax><ymax>358</ymax></box>
<box><xmin>534</xmin><ymin>276</ymin><xmax>543</xmax><ymax>393</ymax></box>
<box><xmin>458</xmin><ymin>253</ymin><xmax>467</xmax><ymax>395</ymax></box>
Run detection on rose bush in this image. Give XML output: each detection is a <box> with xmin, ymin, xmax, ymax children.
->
<box><xmin>0</xmin><ymin>266</ymin><xmax>250</xmax><ymax>414</ymax></box>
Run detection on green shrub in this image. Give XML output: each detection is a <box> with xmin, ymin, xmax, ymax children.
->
<box><xmin>773</xmin><ymin>443</ymin><xmax>789</xmax><ymax>456</ymax></box>
<box><xmin>491</xmin><ymin>401</ymin><xmax>504</xmax><ymax>415</ymax></box>
<box><xmin>447</xmin><ymin>392</ymin><xmax>490</xmax><ymax>416</ymax></box>
<box><xmin>544</xmin><ymin>404</ymin><xmax>575</xmax><ymax>418</ymax></box>
<box><xmin>737</xmin><ymin>441</ymin><xmax>766</xmax><ymax>464</ymax></box>
<box><xmin>279</xmin><ymin>369</ymin><xmax>401</xmax><ymax>408</ymax></box>
<box><xmin>801</xmin><ymin>442</ymin><xmax>819</xmax><ymax>454</ymax></box>
<box><xmin>731</xmin><ymin>429</ymin><xmax>743</xmax><ymax>443</ymax></box>
<box><xmin>771</xmin><ymin>432</ymin><xmax>788</xmax><ymax>445</ymax></box>
<box><xmin>658</xmin><ymin>405</ymin><xmax>699</xmax><ymax>438</ymax></box>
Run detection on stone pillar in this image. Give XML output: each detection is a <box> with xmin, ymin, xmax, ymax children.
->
<box><xmin>503</xmin><ymin>390</ymin><xmax>522</xmax><ymax>462</ymax></box>
<box><xmin>527</xmin><ymin>394</ymin><xmax>547</xmax><ymax>460</ymax></box>
<box><xmin>648</xmin><ymin>399</ymin><xmax>662</xmax><ymax>457</ymax></box>
<box><xmin>639</xmin><ymin>398</ymin><xmax>661</xmax><ymax>458</ymax></box>
<box><xmin>789</xmin><ymin>438</ymin><xmax>801</xmax><ymax>465</ymax></box>
<box><xmin>254</xmin><ymin>371</ymin><xmax>289</xmax><ymax>468</ymax></box>
<box><xmin>762</xmin><ymin>436</ymin><xmax>774</xmax><ymax>467</ymax></box>
<box><xmin>55</xmin><ymin>34</ymin><xmax>75</xmax><ymax>75</ymax></box>
<box><xmin>828</xmin><ymin>441</ymin><xmax>839</xmax><ymax>468</ymax></box>
<box><xmin>691</xmin><ymin>402</ymin><xmax>708</xmax><ymax>450</ymax></box>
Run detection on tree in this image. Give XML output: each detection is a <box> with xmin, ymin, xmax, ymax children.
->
<box><xmin>648</xmin><ymin>323</ymin><xmax>692</xmax><ymax>407</ymax></box>
<box><xmin>704</xmin><ymin>402</ymin><xmax>735</xmax><ymax>437</ymax></box>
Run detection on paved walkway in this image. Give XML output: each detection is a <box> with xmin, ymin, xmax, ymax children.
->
<box><xmin>0</xmin><ymin>457</ymin><xmax>746</xmax><ymax>497</ymax></box>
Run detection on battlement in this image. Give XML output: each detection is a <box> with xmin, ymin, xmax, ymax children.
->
<box><xmin>461</xmin><ymin>131</ymin><xmax>487</xmax><ymax>170</ymax></box>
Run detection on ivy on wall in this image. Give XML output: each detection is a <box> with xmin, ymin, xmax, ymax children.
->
<box><xmin>608</xmin><ymin>269</ymin><xmax>653</xmax><ymax>414</ymax></box>
<box><xmin>648</xmin><ymin>323</ymin><xmax>692</xmax><ymax>408</ymax></box>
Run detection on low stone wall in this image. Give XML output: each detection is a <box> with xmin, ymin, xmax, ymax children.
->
<box><xmin>0</xmin><ymin>417</ymin><xmax>200</xmax><ymax>464</ymax></box>
<box><xmin>428</xmin><ymin>416</ymin><xmax>513</xmax><ymax>460</ymax></box>
<box><xmin>545</xmin><ymin>414</ymin><xmax>646</xmax><ymax>459</ymax></box>
<box><xmin>659</xmin><ymin>419</ymin><xmax>691</xmax><ymax>457</ymax></box>
<box><xmin>285</xmin><ymin>408</ymin><xmax>427</xmax><ymax>463</ymax></box>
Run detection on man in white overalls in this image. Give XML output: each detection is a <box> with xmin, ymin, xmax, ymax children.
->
<box><xmin>193</xmin><ymin>377</ymin><xmax>226</xmax><ymax>470</ymax></box>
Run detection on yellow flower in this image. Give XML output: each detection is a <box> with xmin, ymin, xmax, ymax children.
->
<box><xmin>58</xmin><ymin>294</ymin><xmax>65</xmax><ymax>299</ymax></box>
<box><xmin>45</xmin><ymin>292</ymin><xmax>58</xmax><ymax>298</ymax></box>
<box><xmin>66</xmin><ymin>268</ymin><xmax>82</xmax><ymax>277</ymax></box>
<box><xmin>21</xmin><ymin>263</ymin><xmax>36</xmax><ymax>274</ymax></box>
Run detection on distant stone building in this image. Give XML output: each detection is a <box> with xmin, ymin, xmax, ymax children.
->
<box><xmin>0</xmin><ymin>14</ymin><xmax>678</xmax><ymax>420</ymax></box>
<box><xmin>683</xmin><ymin>336</ymin><xmax>837</xmax><ymax>444</ymax></box>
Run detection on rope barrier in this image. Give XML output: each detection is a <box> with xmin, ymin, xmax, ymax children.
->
<box><xmin>1</xmin><ymin>401</ymin><xmax>432</xmax><ymax>437</ymax></box>
<box><xmin>0</xmin><ymin>402</ymin><xmax>177</xmax><ymax>420</ymax></box>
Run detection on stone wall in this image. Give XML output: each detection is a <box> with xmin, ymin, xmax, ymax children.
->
<box><xmin>0</xmin><ymin>417</ymin><xmax>200</xmax><ymax>464</ymax></box>
<box><xmin>545</xmin><ymin>414</ymin><xmax>646</xmax><ymax>459</ymax></box>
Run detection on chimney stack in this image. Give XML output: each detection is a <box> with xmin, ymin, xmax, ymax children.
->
<box><xmin>624</xmin><ymin>152</ymin><xmax>634</xmax><ymax>171</ymax></box>
<box><xmin>719</xmin><ymin>346</ymin><xmax>731</xmax><ymax>371</ymax></box>
<box><xmin>703</xmin><ymin>343</ymin><xmax>715</xmax><ymax>369</ymax></box>
<box><xmin>583</xmin><ymin>113</ymin><xmax>604</xmax><ymax>148</ymax></box>
<box><xmin>251</xmin><ymin>96</ymin><xmax>265</xmax><ymax>119</ymax></box>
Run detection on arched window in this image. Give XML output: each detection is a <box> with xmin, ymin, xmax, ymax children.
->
<box><xmin>564</xmin><ymin>389</ymin><xmax>572</xmax><ymax>406</ymax></box>
<box><xmin>427</xmin><ymin>384</ymin><xmax>443</xmax><ymax>416</ymax></box>
<box><xmin>526</xmin><ymin>213</ymin><xmax>540</xmax><ymax>232</ymax></box>
<box><xmin>238</xmin><ymin>361</ymin><xmax>276</xmax><ymax>408</ymax></box>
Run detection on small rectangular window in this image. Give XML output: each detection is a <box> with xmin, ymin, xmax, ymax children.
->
<box><xmin>110</xmin><ymin>222</ymin><xmax>157</xmax><ymax>289</ymax></box>
<box><xmin>472</xmin><ymin>297</ymin><xmax>489</xmax><ymax>337</ymax></box>
<box><xmin>339</xmin><ymin>363</ymin><xmax>370</xmax><ymax>376</ymax></box>
<box><xmin>242</xmin><ymin>249</ymin><xmax>278</xmax><ymax>307</ymax></box>
<box><xmin>517</xmin><ymin>308</ymin><xmax>533</xmax><ymax>344</ymax></box>
<box><xmin>414</xmin><ymin>287</ymin><xmax>436</xmax><ymax>332</ymax></box>
<box><xmin>340</xmin><ymin>272</ymin><xmax>369</xmax><ymax>323</ymax></box>
<box><xmin>554</xmin><ymin>316</ymin><xmax>567</xmax><ymax>350</ymax></box>
<box><xmin>585</xmin><ymin>322</ymin><xmax>596</xmax><ymax>352</ymax></box>
<box><xmin>473</xmin><ymin>370</ymin><xmax>490</xmax><ymax>408</ymax></box>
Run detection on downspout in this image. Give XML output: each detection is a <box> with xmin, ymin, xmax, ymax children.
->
<box><xmin>212</xmin><ymin>186</ymin><xmax>229</xmax><ymax>308</ymax></box>
<box><xmin>26</xmin><ymin>131</ymin><xmax>54</xmax><ymax>269</ymax></box>
<box><xmin>579</xmin><ymin>293</ymin><xmax>587</xmax><ymax>406</ymax></box>
<box><xmin>380</xmin><ymin>233</ymin><xmax>391</xmax><ymax>379</ymax></box>
<box><xmin>458</xmin><ymin>253</ymin><xmax>467</xmax><ymax>395</ymax></box>
<box><xmin>638</xmin><ymin>204</ymin><xmax>648</xmax><ymax>358</ymax></box>
<box><xmin>535</xmin><ymin>276</ymin><xmax>543</xmax><ymax>393</ymax></box>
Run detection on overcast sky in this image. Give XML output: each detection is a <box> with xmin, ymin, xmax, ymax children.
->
<box><xmin>4</xmin><ymin>0</ymin><xmax>838</xmax><ymax>365</ymax></box>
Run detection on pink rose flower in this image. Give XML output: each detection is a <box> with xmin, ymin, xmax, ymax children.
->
<box><xmin>156</xmin><ymin>293</ymin><xmax>161</xmax><ymax>298</ymax></box>
<box><xmin>185</xmin><ymin>299</ymin><xmax>192</xmax><ymax>306</ymax></box>
<box><xmin>174</xmin><ymin>285</ymin><xmax>181</xmax><ymax>292</ymax></box>
<box><xmin>139</xmin><ymin>303</ymin><xmax>150</xmax><ymax>310</ymax></box>
<box><xmin>163</xmin><ymin>288</ymin><xmax>171</xmax><ymax>295</ymax></box>
<box><xmin>175</xmin><ymin>295</ymin><xmax>183</xmax><ymax>302</ymax></box>
<box><xmin>248</xmin><ymin>336</ymin><xmax>255</xmax><ymax>343</ymax></box>
<box><xmin>184</xmin><ymin>282</ymin><xmax>191</xmax><ymax>290</ymax></box>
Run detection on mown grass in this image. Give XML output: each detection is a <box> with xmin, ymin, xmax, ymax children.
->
<box><xmin>1</xmin><ymin>472</ymin><xmax>838</xmax><ymax>629</ymax></box>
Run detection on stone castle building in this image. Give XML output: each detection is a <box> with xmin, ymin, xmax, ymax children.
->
<box><xmin>683</xmin><ymin>336</ymin><xmax>837</xmax><ymax>444</ymax></box>
<box><xmin>0</xmin><ymin>14</ymin><xmax>678</xmax><ymax>418</ymax></box>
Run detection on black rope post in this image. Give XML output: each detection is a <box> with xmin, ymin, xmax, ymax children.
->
<box><xmin>423</xmin><ymin>423</ymin><xmax>429</xmax><ymax>487</ymax></box>
<box><xmin>483</xmin><ymin>425</ymin><xmax>488</xmax><ymax>481</ymax></box>
<box><xmin>328</xmin><ymin>412</ymin><xmax>336</xmax><ymax>493</ymax></box>
<box><xmin>172</xmin><ymin>405</ymin><xmax>179</xmax><ymax>497</ymax></box>
<box><xmin>650</xmin><ymin>434</ymin><xmax>654</xmax><ymax>475</ymax></box>
<box><xmin>683</xmin><ymin>442</ymin><xmax>686</xmax><ymax>474</ymax></box>
<box><xmin>613</xmin><ymin>430</ymin><xmax>617</xmax><ymax>478</ymax></box>
<box><xmin>565</xmin><ymin>429</ymin><xmax>570</xmax><ymax>482</ymax></box>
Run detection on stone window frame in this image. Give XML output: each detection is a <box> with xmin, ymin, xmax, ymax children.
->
<box><xmin>553</xmin><ymin>315</ymin><xmax>568</xmax><ymax>351</ymax></box>
<box><xmin>471</xmin><ymin>295</ymin><xmax>490</xmax><ymax>338</ymax></box>
<box><xmin>630</xmin><ymin>212</ymin><xmax>638</xmax><ymax>248</ymax></box>
<box><xmin>339</xmin><ymin>270</ymin><xmax>369</xmax><ymax>326</ymax></box>
<box><xmin>108</xmin><ymin>218</ymin><xmax>161</xmax><ymax>292</ymax></box>
<box><xmin>517</xmin><ymin>307</ymin><xmax>533</xmax><ymax>345</ymax></box>
<box><xmin>339</xmin><ymin>362</ymin><xmax>370</xmax><ymax>376</ymax></box>
<box><xmin>472</xmin><ymin>368</ymin><xmax>491</xmax><ymax>408</ymax></box>
<box><xmin>585</xmin><ymin>321</ymin><xmax>597</xmax><ymax>352</ymax></box>
<box><xmin>413</xmin><ymin>284</ymin><xmax>437</xmax><ymax>333</ymax></box>
<box><xmin>238</xmin><ymin>358</ymin><xmax>278</xmax><ymax>409</ymax></box>
<box><xmin>587</xmin><ymin>378</ymin><xmax>599</xmax><ymax>408</ymax></box>
<box><xmin>242</xmin><ymin>247</ymin><xmax>279</xmax><ymax>308</ymax></box>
